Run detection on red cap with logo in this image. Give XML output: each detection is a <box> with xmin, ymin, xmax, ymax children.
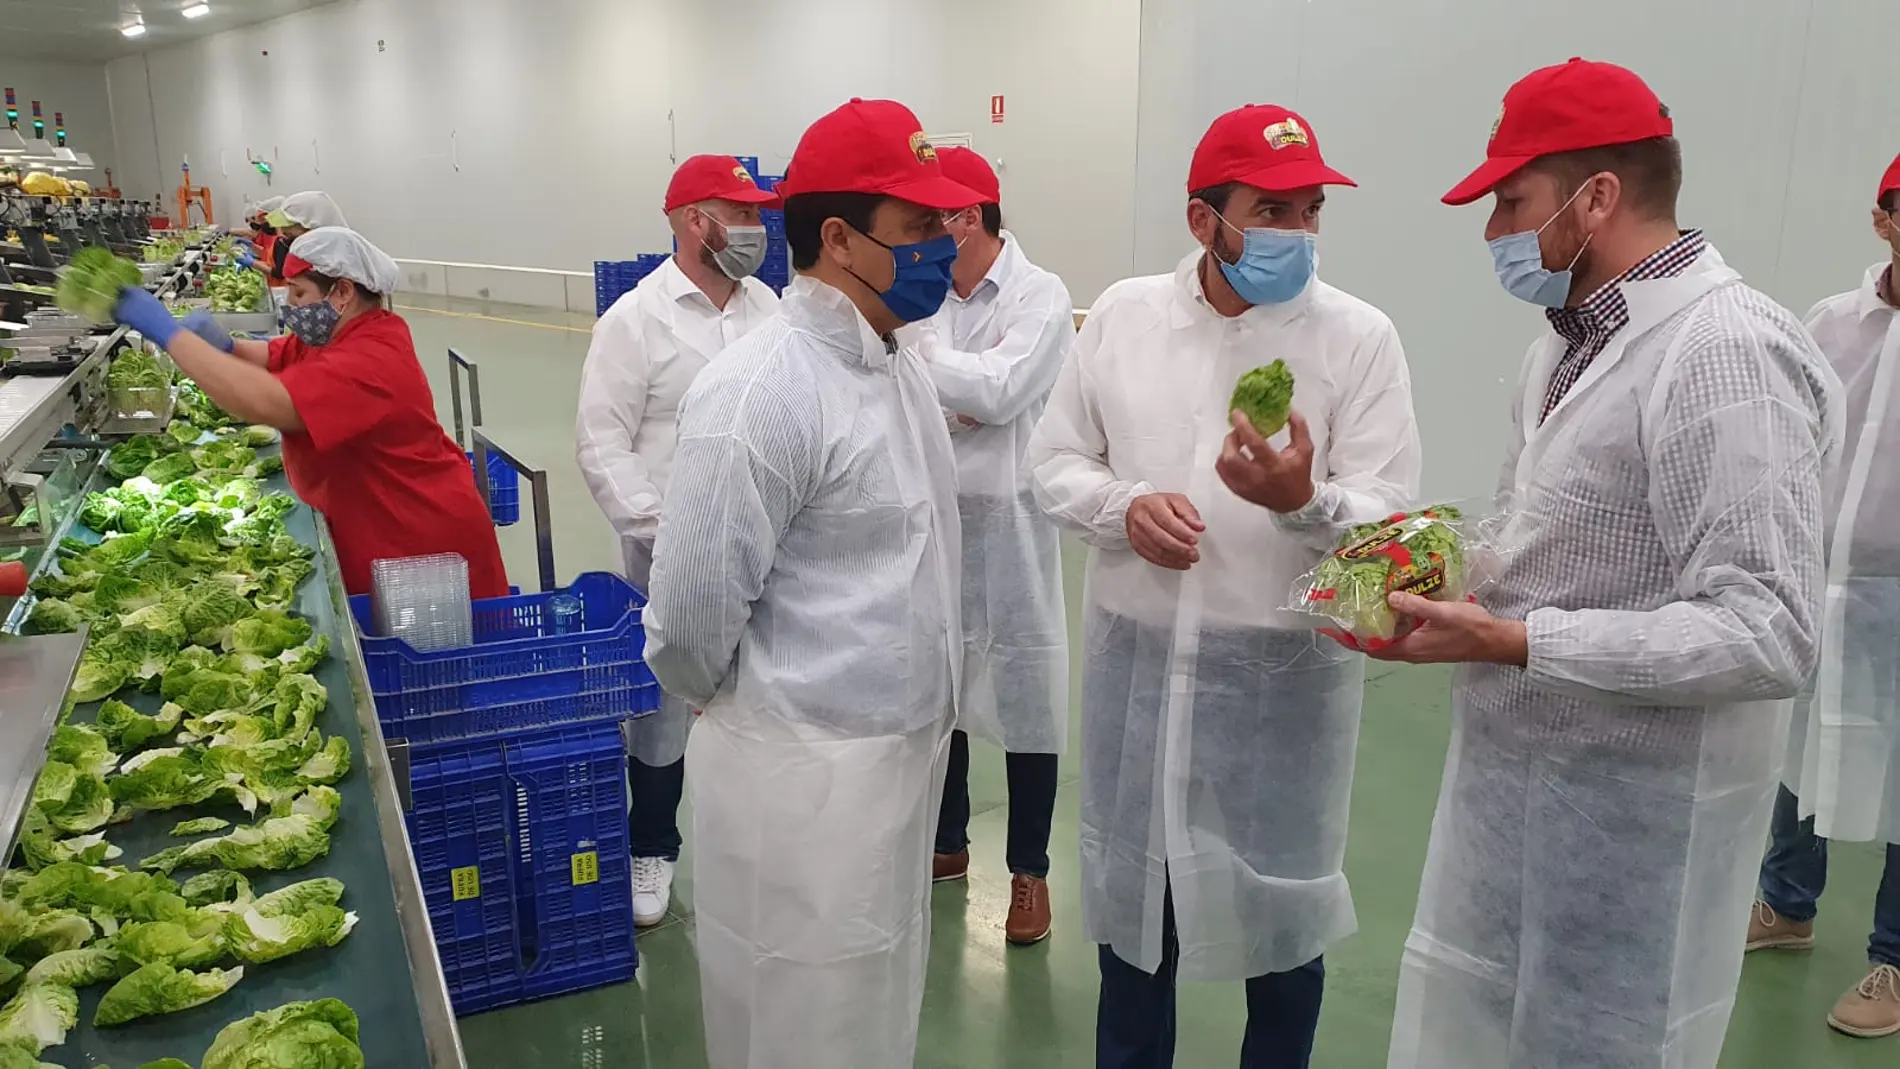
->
<box><xmin>774</xmin><ymin>99</ymin><xmax>982</xmax><ymax>210</ymax></box>
<box><xmin>1879</xmin><ymin>153</ymin><xmax>1900</xmax><ymax>202</ymax></box>
<box><xmin>937</xmin><ymin>147</ymin><xmax>1001</xmax><ymax>205</ymax></box>
<box><xmin>1188</xmin><ymin>104</ymin><xmax>1356</xmax><ymax>194</ymax></box>
<box><xmin>1444</xmin><ymin>58</ymin><xmax>1674</xmax><ymax>207</ymax></box>
<box><xmin>664</xmin><ymin>154</ymin><xmax>781</xmax><ymax>213</ymax></box>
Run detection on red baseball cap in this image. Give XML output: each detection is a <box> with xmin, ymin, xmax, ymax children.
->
<box><xmin>664</xmin><ymin>155</ymin><xmax>781</xmax><ymax>213</ymax></box>
<box><xmin>1188</xmin><ymin>105</ymin><xmax>1356</xmax><ymax>194</ymax></box>
<box><xmin>937</xmin><ymin>147</ymin><xmax>1001</xmax><ymax>205</ymax></box>
<box><xmin>1879</xmin><ymin>153</ymin><xmax>1900</xmax><ymax>202</ymax></box>
<box><xmin>774</xmin><ymin>99</ymin><xmax>981</xmax><ymax>210</ymax></box>
<box><xmin>1444</xmin><ymin>58</ymin><xmax>1674</xmax><ymax>206</ymax></box>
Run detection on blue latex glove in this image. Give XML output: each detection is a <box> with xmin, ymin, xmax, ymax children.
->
<box><xmin>236</xmin><ymin>252</ymin><xmax>256</xmax><ymax>270</ymax></box>
<box><xmin>113</xmin><ymin>287</ymin><xmax>181</xmax><ymax>347</ymax></box>
<box><xmin>232</xmin><ymin>236</ymin><xmax>253</xmax><ymax>251</ymax></box>
<box><xmin>179</xmin><ymin>310</ymin><xmax>234</xmax><ymax>353</ymax></box>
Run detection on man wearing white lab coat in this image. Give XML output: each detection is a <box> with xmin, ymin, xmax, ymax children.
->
<box><xmin>1378</xmin><ymin>59</ymin><xmax>1838</xmax><ymax>1069</ymax></box>
<box><xmin>644</xmin><ymin>99</ymin><xmax>980</xmax><ymax>1069</ymax></box>
<box><xmin>1748</xmin><ymin>150</ymin><xmax>1900</xmax><ymax>1039</ymax></box>
<box><xmin>919</xmin><ymin>146</ymin><xmax>1074</xmax><ymax>946</ymax></box>
<box><xmin>574</xmin><ymin>155</ymin><xmax>780</xmax><ymax>928</ymax></box>
<box><xmin>1026</xmin><ymin>104</ymin><xmax>1420</xmax><ymax>1068</ymax></box>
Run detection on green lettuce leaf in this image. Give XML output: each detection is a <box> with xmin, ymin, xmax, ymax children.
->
<box><xmin>200</xmin><ymin>997</ymin><xmax>362</xmax><ymax>1069</ymax></box>
<box><xmin>0</xmin><ymin>982</ymin><xmax>77</xmax><ymax>1053</ymax></box>
<box><xmin>93</xmin><ymin>962</ymin><xmax>243</xmax><ymax>1026</ymax></box>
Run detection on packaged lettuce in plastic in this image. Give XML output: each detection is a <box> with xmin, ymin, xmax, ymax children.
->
<box><xmin>1289</xmin><ymin>504</ymin><xmax>1510</xmax><ymax>652</ymax></box>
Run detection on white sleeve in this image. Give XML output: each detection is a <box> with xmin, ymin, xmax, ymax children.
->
<box><xmin>574</xmin><ymin>310</ymin><xmax>662</xmax><ymax>545</ymax></box>
<box><xmin>1271</xmin><ymin>320</ymin><xmax>1423</xmax><ymax>549</ymax></box>
<box><xmin>644</xmin><ymin>373</ymin><xmax>814</xmax><ymax>707</ymax></box>
<box><xmin>1024</xmin><ymin>310</ymin><xmax>1153</xmax><ymax>549</ymax></box>
<box><xmin>924</xmin><ymin>278</ymin><xmax>1074</xmax><ymax>425</ymax></box>
<box><xmin>1523</xmin><ymin>326</ymin><xmax>1831</xmax><ymax>706</ymax></box>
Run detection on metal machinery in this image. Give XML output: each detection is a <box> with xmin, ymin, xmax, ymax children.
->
<box><xmin>0</xmin><ymin>235</ymin><xmax>467</xmax><ymax>1067</ymax></box>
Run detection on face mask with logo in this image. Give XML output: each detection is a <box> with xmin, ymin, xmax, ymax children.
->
<box><xmin>284</xmin><ymin>296</ymin><xmax>343</xmax><ymax>346</ymax></box>
<box><xmin>850</xmin><ymin>230</ymin><xmax>959</xmax><ymax>323</ymax></box>
<box><xmin>1210</xmin><ymin>210</ymin><xmax>1316</xmax><ymax>306</ymax></box>
<box><xmin>707</xmin><ymin>217</ymin><xmax>769</xmax><ymax>280</ymax></box>
<box><xmin>1488</xmin><ymin>183</ymin><xmax>1593</xmax><ymax>308</ymax></box>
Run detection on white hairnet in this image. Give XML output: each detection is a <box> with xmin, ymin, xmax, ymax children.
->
<box><xmin>255</xmin><ymin>196</ymin><xmax>285</xmax><ymax>215</ymax></box>
<box><xmin>268</xmin><ymin>190</ymin><xmax>347</xmax><ymax>230</ymax></box>
<box><xmin>287</xmin><ymin>226</ymin><xmax>400</xmax><ymax>295</ymax></box>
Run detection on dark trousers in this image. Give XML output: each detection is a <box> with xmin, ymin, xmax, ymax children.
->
<box><xmin>934</xmin><ymin>729</ymin><xmax>1059</xmax><ymax>878</ymax></box>
<box><xmin>627</xmin><ymin>756</ymin><xmax>685</xmax><ymax>862</ymax></box>
<box><xmin>1759</xmin><ymin>784</ymin><xmax>1900</xmax><ymax>966</ymax></box>
<box><xmin>1096</xmin><ymin>885</ymin><xmax>1325</xmax><ymax>1069</ymax></box>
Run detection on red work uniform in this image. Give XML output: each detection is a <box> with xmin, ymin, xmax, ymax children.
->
<box><xmin>267</xmin><ymin>309</ymin><xmax>509</xmax><ymax>598</ymax></box>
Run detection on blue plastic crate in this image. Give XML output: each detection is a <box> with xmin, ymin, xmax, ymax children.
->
<box><xmin>406</xmin><ymin>722</ymin><xmax>637</xmax><ymax>1014</ymax></box>
<box><xmin>350</xmin><ymin>572</ymin><xmax>660</xmax><ymax>744</ymax></box>
<box><xmin>735</xmin><ymin>156</ymin><xmax>760</xmax><ymax>178</ymax></box>
<box><xmin>465</xmin><ymin>449</ymin><xmax>520</xmax><ymax>526</ymax></box>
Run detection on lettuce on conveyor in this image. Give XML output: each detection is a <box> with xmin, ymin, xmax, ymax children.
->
<box><xmin>93</xmin><ymin>962</ymin><xmax>243</xmax><ymax>1026</ymax></box>
<box><xmin>200</xmin><ymin>998</ymin><xmax>363</xmax><ymax>1069</ymax></box>
<box><xmin>55</xmin><ymin>247</ymin><xmax>142</xmax><ymax>325</ymax></box>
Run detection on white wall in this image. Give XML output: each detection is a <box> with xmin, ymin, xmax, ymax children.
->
<box><xmin>104</xmin><ymin>0</ymin><xmax>1142</xmax><ymax>305</ymax></box>
<box><xmin>1133</xmin><ymin>0</ymin><xmax>1900</xmax><ymax>503</ymax></box>
<box><xmin>0</xmin><ymin>58</ymin><xmax>115</xmax><ymax>179</ymax></box>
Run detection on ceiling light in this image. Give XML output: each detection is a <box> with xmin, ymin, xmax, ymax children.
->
<box><xmin>121</xmin><ymin>22</ymin><xmax>147</xmax><ymax>37</ymax></box>
<box><xmin>181</xmin><ymin>3</ymin><xmax>210</xmax><ymax>18</ymax></box>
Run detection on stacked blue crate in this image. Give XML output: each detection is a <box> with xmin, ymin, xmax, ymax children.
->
<box><xmin>591</xmin><ymin>254</ymin><xmax>669</xmax><ymax>316</ymax></box>
<box><xmin>758</xmin><ymin>174</ymin><xmax>789</xmax><ymax>294</ymax></box>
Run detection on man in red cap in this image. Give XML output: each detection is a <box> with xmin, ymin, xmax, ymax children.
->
<box><xmin>1747</xmin><ymin>150</ymin><xmax>1900</xmax><ymax>1041</ymax></box>
<box><xmin>642</xmin><ymin>100</ymin><xmax>981</xmax><ymax>1068</ymax></box>
<box><xmin>574</xmin><ymin>154</ymin><xmax>782</xmax><ymax>932</ymax></box>
<box><xmin>1026</xmin><ymin>104</ymin><xmax>1421</xmax><ymax>1068</ymax></box>
<box><xmin>918</xmin><ymin>146</ymin><xmax>1076</xmax><ymax>948</ymax></box>
<box><xmin>1375</xmin><ymin>59</ymin><xmax>1839</xmax><ymax>1069</ymax></box>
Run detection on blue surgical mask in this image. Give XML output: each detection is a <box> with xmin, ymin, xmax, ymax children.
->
<box><xmin>1210</xmin><ymin>213</ymin><xmax>1315</xmax><ymax>306</ymax></box>
<box><xmin>284</xmin><ymin>297</ymin><xmax>342</xmax><ymax>346</ymax></box>
<box><xmin>1488</xmin><ymin>184</ymin><xmax>1592</xmax><ymax>308</ymax></box>
<box><xmin>851</xmin><ymin>230</ymin><xmax>959</xmax><ymax>323</ymax></box>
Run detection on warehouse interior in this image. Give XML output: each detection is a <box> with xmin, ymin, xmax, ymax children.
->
<box><xmin>2</xmin><ymin>0</ymin><xmax>1898</xmax><ymax>1066</ymax></box>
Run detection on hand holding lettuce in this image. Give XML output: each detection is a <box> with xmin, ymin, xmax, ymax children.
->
<box><xmin>1291</xmin><ymin>505</ymin><xmax>1516</xmax><ymax>652</ymax></box>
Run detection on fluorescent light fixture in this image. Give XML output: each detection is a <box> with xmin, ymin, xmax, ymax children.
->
<box><xmin>181</xmin><ymin>3</ymin><xmax>210</xmax><ymax>17</ymax></box>
<box><xmin>121</xmin><ymin>21</ymin><xmax>147</xmax><ymax>37</ymax></box>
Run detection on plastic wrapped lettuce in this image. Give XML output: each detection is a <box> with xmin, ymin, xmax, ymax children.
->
<box><xmin>201</xmin><ymin>998</ymin><xmax>363</xmax><ymax>1069</ymax></box>
<box><xmin>55</xmin><ymin>247</ymin><xmax>143</xmax><ymax>325</ymax></box>
<box><xmin>1291</xmin><ymin>504</ymin><xmax>1506</xmax><ymax>652</ymax></box>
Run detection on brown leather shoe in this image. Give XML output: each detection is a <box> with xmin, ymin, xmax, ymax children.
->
<box><xmin>932</xmin><ymin>849</ymin><xmax>969</xmax><ymax>883</ymax></box>
<box><xmin>1746</xmin><ymin>900</ymin><xmax>1815</xmax><ymax>952</ymax></box>
<box><xmin>1828</xmin><ymin>964</ymin><xmax>1900</xmax><ymax>1038</ymax></box>
<box><xmin>1006</xmin><ymin>874</ymin><xmax>1052</xmax><ymax>945</ymax></box>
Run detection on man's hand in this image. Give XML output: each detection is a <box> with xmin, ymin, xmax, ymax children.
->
<box><xmin>1216</xmin><ymin>410</ymin><xmax>1316</xmax><ymax>513</ymax></box>
<box><xmin>1367</xmin><ymin>592</ymin><xmax>1529</xmax><ymax>666</ymax></box>
<box><xmin>1126</xmin><ymin>493</ymin><xmax>1205</xmax><ymax>570</ymax></box>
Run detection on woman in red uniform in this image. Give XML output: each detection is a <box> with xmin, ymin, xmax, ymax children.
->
<box><xmin>111</xmin><ymin>226</ymin><xmax>508</xmax><ymax>598</ymax></box>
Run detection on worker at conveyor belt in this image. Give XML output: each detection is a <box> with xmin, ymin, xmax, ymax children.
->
<box><xmin>236</xmin><ymin>195</ymin><xmax>286</xmax><ymax>284</ymax></box>
<box><xmin>106</xmin><ymin>225</ymin><xmax>511</xmax><ymax>599</ymax></box>
<box><xmin>235</xmin><ymin>191</ymin><xmax>345</xmax><ymax>282</ymax></box>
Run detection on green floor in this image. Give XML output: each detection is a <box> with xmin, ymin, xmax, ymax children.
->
<box><xmin>397</xmin><ymin>295</ymin><xmax>1895</xmax><ymax>1068</ymax></box>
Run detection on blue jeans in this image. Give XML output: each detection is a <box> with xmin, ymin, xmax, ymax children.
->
<box><xmin>1096</xmin><ymin>884</ymin><xmax>1324</xmax><ymax>1069</ymax></box>
<box><xmin>627</xmin><ymin>756</ymin><xmax>684</xmax><ymax>862</ymax></box>
<box><xmin>1759</xmin><ymin>784</ymin><xmax>1900</xmax><ymax>966</ymax></box>
<box><xmin>934</xmin><ymin>729</ymin><xmax>1059</xmax><ymax>879</ymax></box>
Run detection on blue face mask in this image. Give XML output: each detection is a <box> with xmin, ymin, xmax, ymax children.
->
<box><xmin>1488</xmin><ymin>184</ymin><xmax>1592</xmax><ymax>308</ymax></box>
<box><xmin>852</xmin><ymin>231</ymin><xmax>959</xmax><ymax>323</ymax></box>
<box><xmin>1210</xmin><ymin>213</ymin><xmax>1316</xmax><ymax>306</ymax></box>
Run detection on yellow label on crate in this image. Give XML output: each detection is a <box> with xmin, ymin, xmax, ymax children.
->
<box><xmin>570</xmin><ymin>851</ymin><xmax>600</xmax><ymax>886</ymax></box>
<box><xmin>450</xmin><ymin>865</ymin><xmax>481</xmax><ymax>901</ymax></box>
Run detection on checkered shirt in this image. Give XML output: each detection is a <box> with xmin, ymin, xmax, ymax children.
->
<box><xmin>1540</xmin><ymin>229</ymin><xmax>1707</xmax><ymax>423</ymax></box>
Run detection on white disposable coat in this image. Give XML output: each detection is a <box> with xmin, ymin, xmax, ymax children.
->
<box><xmin>575</xmin><ymin>256</ymin><xmax>779</xmax><ymax>765</ymax></box>
<box><xmin>918</xmin><ymin>233</ymin><xmax>1074</xmax><ymax>754</ymax></box>
<box><xmin>644</xmin><ymin>275</ymin><xmax>962</xmax><ymax>1069</ymax></box>
<box><xmin>1784</xmin><ymin>262</ymin><xmax>1900</xmax><ymax>844</ymax></box>
<box><xmin>1388</xmin><ymin>245</ymin><xmax>1839</xmax><ymax>1069</ymax></box>
<box><xmin>1025</xmin><ymin>250</ymin><xmax>1420</xmax><ymax>981</ymax></box>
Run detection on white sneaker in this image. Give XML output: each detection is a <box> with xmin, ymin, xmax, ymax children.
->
<box><xmin>631</xmin><ymin>856</ymin><xmax>675</xmax><ymax>927</ymax></box>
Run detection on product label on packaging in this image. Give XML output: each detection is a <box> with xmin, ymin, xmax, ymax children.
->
<box><xmin>451</xmin><ymin>865</ymin><xmax>481</xmax><ymax>901</ymax></box>
<box><xmin>1389</xmin><ymin>566</ymin><xmax>1446</xmax><ymax>598</ymax></box>
<box><xmin>570</xmin><ymin>851</ymin><xmax>599</xmax><ymax>886</ymax></box>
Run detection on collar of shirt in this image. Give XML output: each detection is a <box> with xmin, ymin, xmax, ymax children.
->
<box><xmin>782</xmin><ymin>275</ymin><xmax>895</xmax><ymax>370</ymax></box>
<box><xmin>1544</xmin><ymin>229</ymin><xmax>1707</xmax><ymax>343</ymax></box>
<box><xmin>947</xmin><ymin>230</ymin><xmax>1024</xmax><ymax>307</ymax></box>
<box><xmin>1169</xmin><ymin>247</ymin><xmax>1312</xmax><ymax>330</ymax></box>
<box><xmin>1865</xmin><ymin>261</ymin><xmax>1900</xmax><ymax>319</ymax></box>
<box><xmin>656</xmin><ymin>253</ymin><xmax>754</xmax><ymax>317</ymax></box>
